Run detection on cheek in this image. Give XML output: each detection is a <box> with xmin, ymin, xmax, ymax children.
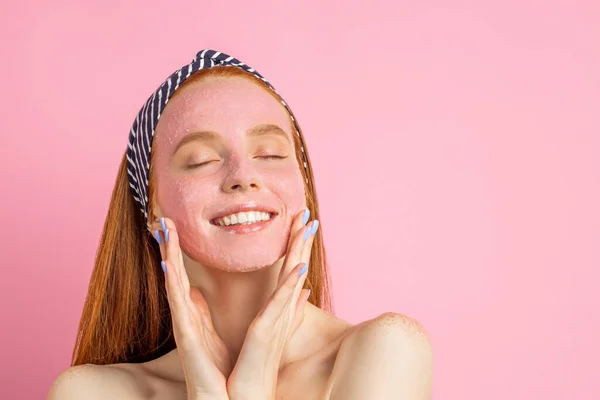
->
<box><xmin>157</xmin><ymin>176</ymin><xmax>211</xmax><ymax>232</ymax></box>
<box><xmin>266</xmin><ymin>164</ymin><xmax>307</xmax><ymax>213</ymax></box>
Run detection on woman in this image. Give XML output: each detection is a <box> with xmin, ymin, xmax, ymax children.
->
<box><xmin>48</xmin><ymin>49</ymin><xmax>433</xmax><ymax>399</ymax></box>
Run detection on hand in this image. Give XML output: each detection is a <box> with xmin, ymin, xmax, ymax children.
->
<box><xmin>226</xmin><ymin>209</ymin><xmax>319</xmax><ymax>400</ymax></box>
<box><xmin>153</xmin><ymin>217</ymin><xmax>232</xmax><ymax>400</ymax></box>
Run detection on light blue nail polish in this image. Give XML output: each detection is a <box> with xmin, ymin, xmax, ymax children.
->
<box><xmin>161</xmin><ymin>261</ymin><xmax>166</xmax><ymax>273</ymax></box>
<box><xmin>304</xmin><ymin>228</ymin><xmax>311</xmax><ymax>242</ymax></box>
<box><xmin>302</xmin><ymin>209</ymin><xmax>310</xmax><ymax>225</ymax></box>
<box><xmin>165</xmin><ymin>228</ymin><xmax>169</xmax><ymax>243</ymax></box>
<box><xmin>299</xmin><ymin>264</ymin><xmax>308</xmax><ymax>275</ymax></box>
<box><xmin>311</xmin><ymin>220</ymin><xmax>320</xmax><ymax>235</ymax></box>
<box><xmin>154</xmin><ymin>230</ymin><xmax>162</xmax><ymax>244</ymax></box>
<box><xmin>160</xmin><ymin>217</ymin><xmax>167</xmax><ymax>232</ymax></box>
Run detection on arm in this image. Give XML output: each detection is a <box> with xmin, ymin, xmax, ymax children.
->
<box><xmin>329</xmin><ymin>312</ymin><xmax>433</xmax><ymax>400</ymax></box>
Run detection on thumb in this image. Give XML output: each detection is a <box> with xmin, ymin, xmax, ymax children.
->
<box><xmin>189</xmin><ymin>286</ymin><xmax>216</xmax><ymax>331</ymax></box>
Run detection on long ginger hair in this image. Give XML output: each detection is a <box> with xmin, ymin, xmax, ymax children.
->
<box><xmin>71</xmin><ymin>66</ymin><xmax>333</xmax><ymax>366</ymax></box>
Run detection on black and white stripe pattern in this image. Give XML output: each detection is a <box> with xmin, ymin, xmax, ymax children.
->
<box><xmin>126</xmin><ymin>49</ymin><xmax>309</xmax><ymax>225</ymax></box>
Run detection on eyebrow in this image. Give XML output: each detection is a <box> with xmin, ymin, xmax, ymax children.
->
<box><xmin>173</xmin><ymin>124</ymin><xmax>291</xmax><ymax>154</ymax></box>
<box><xmin>173</xmin><ymin>131</ymin><xmax>219</xmax><ymax>154</ymax></box>
<box><xmin>247</xmin><ymin>124</ymin><xmax>291</xmax><ymax>142</ymax></box>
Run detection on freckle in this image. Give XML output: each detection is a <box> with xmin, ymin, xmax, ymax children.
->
<box><xmin>378</xmin><ymin>313</ymin><xmax>428</xmax><ymax>337</ymax></box>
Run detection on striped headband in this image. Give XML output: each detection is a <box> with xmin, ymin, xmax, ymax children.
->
<box><xmin>126</xmin><ymin>49</ymin><xmax>309</xmax><ymax>225</ymax></box>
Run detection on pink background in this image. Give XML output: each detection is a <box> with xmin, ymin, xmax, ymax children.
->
<box><xmin>1</xmin><ymin>1</ymin><xmax>599</xmax><ymax>398</ymax></box>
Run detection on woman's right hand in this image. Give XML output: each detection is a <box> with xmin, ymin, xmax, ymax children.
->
<box><xmin>152</xmin><ymin>217</ymin><xmax>232</xmax><ymax>400</ymax></box>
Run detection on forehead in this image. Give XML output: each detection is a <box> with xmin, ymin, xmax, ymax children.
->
<box><xmin>156</xmin><ymin>77</ymin><xmax>294</xmax><ymax>140</ymax></box>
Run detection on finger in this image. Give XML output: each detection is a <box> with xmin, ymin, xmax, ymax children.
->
<box><xmin>156</xmin><ymin>218</ymin><xmax>198</xmax><ymax>330</ymax></box>
<box><xmin>163</xmin><ymin>261</ymin><xmax>210</xmax><ymax>358</ymax></box>
<box><xmin>189</xmin><ymin>286</ymin><xmax>216</xmax><ymax>331</ymax></box>
<box><xmin>150</xmin><ymin>217</ymin><xmax>178</xmax><ymax>259</ymax></box>
<box><xmin>162</xmin><ymin>259</ymin><xmax>194</xmax><ymax>330</ymax></box>
<box><xmin>162</xmin><ymin>219</ymin><xmax>191</xmax><ymax>294</ymax></box>
<box><xmin>261</xmin><ymin>262</ymin><xmax>309</xmax><ymax>322</ymax></box>
<box><xmin>278</xmin><ymin>223</ymin><xmax>313</xmax><ymax>288</ymax></box>
<box><xmin>278</xmin><ymin>209</ymin><xmax>311</xmax><ymax>284</ymax></box>
<box><xmin>287</xmin><ymin>208</ymin><xmax>311</xmax><ymax>249</ymax></box>
<box><xmin>150</xmin><ymin>220</ymin><xmax>167</xmax><ymax>260</ymax></box>
<box><xmin>290</xmin><ymin>288</ymin><xmax>311</xmax><ymax>334</ymax></box>
<box><xmin>154</xmin><ymin>217</ymin><xmax>191</xmax><ymax>295</ymax></box>
<box><xmin>300</xmin><ymin>219</ymin><xmax>319</xmax><ymax>268</ymax></box>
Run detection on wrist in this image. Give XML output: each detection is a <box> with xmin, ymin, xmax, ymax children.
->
<box><xmin>188</xmin><ymin>388</ymin><xmax>230</xmax><ymax>400</ymax></box>
<box><xmin>190</xmin><ymin>395</ymin><xmax>229</xmax><ymax>400</ymax></box>
<box><xmin>227</xmin><ymin>383</ymin><xmax>275</xmax><ymax>400</ymax></box>
<box><xmin>227</xmin><ymin>360</ymin><xmax>278</xmax><ymax>400</ymax></box>
<box><xmin>228</xmin><ymin>393</ymin><xmax>273</xmax><ymax>400</ymax></box>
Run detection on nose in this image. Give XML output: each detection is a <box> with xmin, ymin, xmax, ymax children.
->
<box><xmin>221</xmin><ymin>154</ymin><xmax>263</xmax><ymax>193</ymax></box>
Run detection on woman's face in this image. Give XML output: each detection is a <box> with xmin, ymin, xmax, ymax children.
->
<box><xmin>152</xmin><ymin>76</ymin><xmax>306</xmax><ymax>272</ymax></box>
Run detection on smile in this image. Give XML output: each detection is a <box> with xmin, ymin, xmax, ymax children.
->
<box><xmin>210</xmin><ymin>211</ymin><xmax>277</xmax><ymax>235</ymax></box>
<box><xmin>212</xmin><ymin>210</ymin><xmax>276</xmax><ymax>226</ymax></box>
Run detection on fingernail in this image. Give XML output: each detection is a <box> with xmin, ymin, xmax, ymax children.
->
<box><xmin>153</xmin><ymin>230</ymin><xmax>162</xmax><ymax>244</ymax></box>
<box><xmin>165</xmin><ymin>228</ymin><xmax>169</xmax><ymax>243</ymax></box>
<box><xmin>303</xmin><ymin>227</ymin><xmax>311</xmax><ymax>242</ymax></box>
<box><xmin>311</xmin><ymin>220</ymin><xmax>319</xmax><ymax>235</ymax></box>
<box><xmin>302</xmin><ymin>208</ymin><xmax>310</xmax><ymax>225</ymax></box>
<box><xmin>306</xmin><ymin>288</ymin><xmax>311</xmax><ymax>300</ymax></box>
<box><xmin>160</xmin><ymin>217</ymin><xmax>167</xmax><ymax>232</ymax></box>
<box><xmin>299</xmin><ymin>264</ymin><xmax>309</xmax><ymax>275</ymax></box>
<box><xmin>161</xmin><ymin>261</ymin><xmax>166</xmax><ymax>273</ymax></box>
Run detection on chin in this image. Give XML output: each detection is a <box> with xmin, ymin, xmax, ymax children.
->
<box><xmin>186</xmin><ymin>245</ymin><xmax>287</xmax><ymax>273</ymax></box>
<box><xmin>226</xmin><ymin>248</ymin><xmax>285</xmax><ymax>272</ymax></box>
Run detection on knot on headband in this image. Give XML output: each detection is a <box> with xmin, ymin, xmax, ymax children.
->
<box><xmin>125</xmin><ymin>49</ymin><xmax>308</xmax><ymax>225</ymax></box>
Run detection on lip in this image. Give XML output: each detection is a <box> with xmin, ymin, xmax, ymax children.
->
<box><xmin>209</xmin><ymin>202</ymin><xmax>279</xmax><ymax>225</ymax></box>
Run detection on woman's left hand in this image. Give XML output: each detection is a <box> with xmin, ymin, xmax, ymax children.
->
<box><xmin>226</xmin><ymin>209</ymin><xmax>319</xmax><ymax>400</ymax></box>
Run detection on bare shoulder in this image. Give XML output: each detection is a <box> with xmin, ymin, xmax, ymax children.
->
<box><xmin>329</xmin><ymin>312</ymin><xmax>433</xmax><ymax>400</ymax></box>
<box><xmin>47</xmin><ymin>363</ymin><xmax>146</xmax><ymax>400</ymax></box>
<box><xmin>356</xmin><ymin>311</ymin><xmax>431</xmax><ymax>343</ymax></box>
<box><xmin>338</xmin><ymin>312</ymin><xmax>432</xmax><ymax>357</ymax></box>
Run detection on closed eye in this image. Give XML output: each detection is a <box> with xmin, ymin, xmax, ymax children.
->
<box><xmin>256</xmin><ymin>155</ymin><xmax>287</xmax><ymax>160</ymax></box>
<box><xmin>186</xmin><ymin>160</ymin><xmax>220</xmax><ymax>169</ymax></box>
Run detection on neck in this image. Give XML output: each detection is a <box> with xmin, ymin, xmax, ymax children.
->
<box><xmin>182</xmin><ymin>253</ymin><xmax>294</xmax><ymax>365</ymax></box>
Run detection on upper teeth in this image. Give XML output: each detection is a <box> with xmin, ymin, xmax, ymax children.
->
<box><xmin>216</xmin><ymin>211</ymin><xmax>272</xmax><ymax>226</ymax></box>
